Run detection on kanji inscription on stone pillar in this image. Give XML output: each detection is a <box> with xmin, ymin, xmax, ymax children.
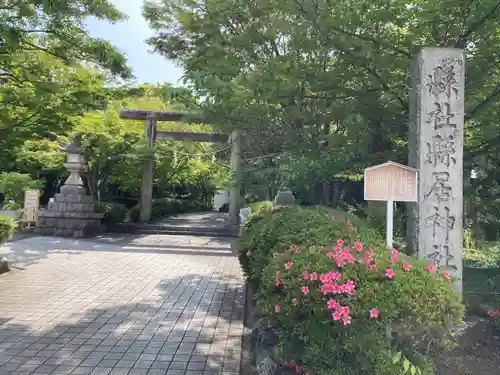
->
<box><xmin>407</xmin><ymin>47</ymin><xmax>465</xmax><ymax>292</ymax></box>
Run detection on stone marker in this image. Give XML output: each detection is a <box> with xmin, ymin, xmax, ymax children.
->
<box><xmin>274</xmin><ymin>185</ymin><xmax>296</xmax><ymax>206</ymax></box>
<box><xmin>407</xmin><ymin>47</ymin><xmax>465</xmax><ymax>292</ymax></box>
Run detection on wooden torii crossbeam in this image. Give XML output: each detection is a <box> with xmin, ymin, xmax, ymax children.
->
<box><xmin>119</xmin><ymin>109</ymin><xmax>241</xmax><ymax>225</ymax></box>
<box><xmin>119</xmin><ymin>110</ymin><xmax>229</xmax><ymax>144</ymax></box>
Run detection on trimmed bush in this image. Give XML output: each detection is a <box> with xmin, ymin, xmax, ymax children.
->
<box><xmin>0</xmin><ymin>216</ymin><xmax>16</xmax><ymax>244</ymax></box>
<box><xmin>241</xmin><ymin>206</ymin><xmax>464</xmax><ymax>375</ymax></box>
<box><xmin>95</xmin><ymin>202</ymin><xmax>128</xmax><ymax>225</ymax></box>
<box><xmin>239</xmin><ymin>205</ymin><xmax>370</xmax><ymax>288</ymax></box>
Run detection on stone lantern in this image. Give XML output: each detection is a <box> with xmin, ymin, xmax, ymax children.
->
<box><xmin>35</xmin><ymin>134</ymin><xmax>104</xmax><ymax>237</ymax></box>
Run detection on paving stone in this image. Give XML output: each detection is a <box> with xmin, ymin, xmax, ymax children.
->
<box><xmin>0</xmin><ymin>233</ymin><xmax>243</xmax><ymax>375</ymax></box>
<box><xmin>71</xmin><ymin>367</ymin><xmax>94</xmax><ymax>375</ymax></box>
<box><xmin>109</xmin><ymin>369</ymin><xmax>130</xmax><ymax>375</ymax></box>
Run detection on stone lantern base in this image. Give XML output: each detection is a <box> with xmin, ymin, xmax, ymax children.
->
<box><xmin>35</xmin><ymin>186</ymin><xmax>104</xmax><ymax>238</ymax></box>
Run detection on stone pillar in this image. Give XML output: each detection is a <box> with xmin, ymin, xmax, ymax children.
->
<box><xmin>407</xmin><ymin>47</ymin><xmax>465</xmax><ymax>292</ymax></box>
<box><xmin>229</xmin><ymin>129</ymin><xmax>242</xmax><ymax>227</ymax></box>
<box><xmin>140</xmin><ymin>117</ymin><xmax>156</xmax><ymax>223</ymax></box>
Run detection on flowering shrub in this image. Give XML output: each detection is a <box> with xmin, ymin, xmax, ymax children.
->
<box><xmin>253</xmin><ymin>213</ymin><xmax>464</xmax><ymax>375</ymax></box>
<box><xmin>239</xmin><ymin>205</ymin><xmax>369</xmax><ymax>288</ymax></box>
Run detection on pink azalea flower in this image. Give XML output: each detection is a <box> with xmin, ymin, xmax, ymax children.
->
<box><xmin>327</xmin><ymin>299</ymin><xmax>338</xmax><ymax>309</ymax></box>
<box><xmin>369</xmin><ymin>263</ymin><xmax>377</xmax><ymax>270</ymax></box>
<box><xmin>354</xmin><ymin>240</ymin><xmax>363</xmax><ymax>252</ymax></box>
<box><xmin>332</xmin><ymin>311</ymin><xmax>341</xmax><ymax>321</ymax></box>
<box><xmin>342</xmin><ymin>315</ymin><xmax>352</xmax><ymax>325</ymax></box>
<box><xmin>310</xmin><ymin>272</ymin><xmax>318</xmax><ymax>281</ymax></box>
<box><xmin>275</xmin><ymin>279</ymin><xmax>281</xmax><ymax>288</ymax></box>
<box><xmin>331</xmin><ymin>216</ymin><xmax>337</xmax><ymax>221</ymax></box>
<box><xmin>329</xmin><ymin>272</ymin><xmax>342</xmax><ymax>281</ymax></box>
<box><xmin>385</xmin><ymin>268</ymin><xmax>396</xmax><ymax>279</ymax></box>
<box><xmin>274</xmin><ymin>303</ymin><xmax>281</xmax><ymax>313</ymax></box>
<box><xmin>341</xmin><ymin>306</ymin><xmax>350</xmax><ymax>315</ymax></box>
<box><xmin>337</xmin><ymin>239</ymin><xmax>344</xmax><ymax>246</ymax></box>
<box><xmin>427</xmin><ymin>264</ymin><xmax>437</xmax><ymax>272</ymax></box>
<box><xmin>319</xmin><ymin>274</ymin><xmax>330</xmax><ymax>284</ymax></box>
<box><xmin>302</xmin><ymin>286</ymin><xmax>309</xmax><ymax>295</ymax></box>
<box><xmin>285</xmin><ymin>261</ymin><xmax>293</xmax><ymax>271</ymax></box>
<box><xmin>320</xmin><ymin>284</ymin><xmax>332</xmax><ymax>295</ymax></box>
<box><xmin>403</xmin><ymin>263</ymin><xmax>411</xmax><ymax>272</ymax></box>
<box><xmin>247</xmin><ymin>249</ymin><xmax>252</xmax><ymax>255</ymax></box>
<box><xmin>342</xmin><ymin>280</ymin><xmax>356</xmax><ymax>295</ymax></box>
<box><xmin>369</xmin><ymin>308</ymin><xmax>379</xmax><ymax>319</ymax></box>
<box><xmin>303</xmin><ymin>271</ymin><xmax>309</xmax><ymax>280</ymax></box>
<box><xmin>306</xmin><ymin>372</ymin><xmax>311</xmax><ymax>375</ymax></box>
<box><xmin>443</xmin><ymin>271</ymin><xmax>451</xmax><ymax>279</ymax></box>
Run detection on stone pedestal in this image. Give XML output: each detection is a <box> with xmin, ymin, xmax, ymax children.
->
<box><xmin>35</xmin><ymin>134</ymin><xmax>103</xmax><ymax>238</ymax></box>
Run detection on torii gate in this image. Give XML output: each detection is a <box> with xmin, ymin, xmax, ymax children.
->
<box><xmin>119</xmin><ymin>110</ymin><xmax>242</xmax><ymax>226</ymax></box>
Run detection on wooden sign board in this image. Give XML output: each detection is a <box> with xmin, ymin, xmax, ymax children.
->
<box><xmin>364</xmin><ymin>162</ymin><xmax>418</xmax><ymax>202</ymax></box>
<box><xmin>22</xmin><ymin>189</ymin><xmax>40</xmax><ymax>224</ymax></box>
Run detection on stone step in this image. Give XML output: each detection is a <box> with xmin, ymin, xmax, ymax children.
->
<box><xmin>107</xmin><ymin>223</ymin><xmax>238</xmax><ymax>238</ymax></box>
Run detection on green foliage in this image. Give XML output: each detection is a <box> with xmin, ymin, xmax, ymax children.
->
<box><xmin>95</xmin><ymin>202</ymin><xmax>128</xmax><ymax>225</ymax></box>
<box><xmin>0</xmin><ymin>172</ymin><xmax>42</xmax><ymax>204</ymax></box>
<box><xmin>242</xmin><ymin>206</ymin><xmax>464</xmax><ymax>375</ymax></box>
<box><xmin>0</xmin><ymin>216</ymin><xmax>16</xmax><ymax>245</ymax></box>
<box><xmin>1</xmin><ymin>0</ymin><xmax>131</xmax><ymax>80</ymax></box>
<box><xmin>2</xmin><ymin>202</ymin><xmax>22</xmax><ymax>211</ymax></box>
<box><xmin>239</xmin><ymin>205</ymin><xmax>365</xmax><ymax>288</ymax></box>
<box><xmin>129</xmin><ymin>198</ymin><xmax>211</xmax><ymax>222</ymax></box>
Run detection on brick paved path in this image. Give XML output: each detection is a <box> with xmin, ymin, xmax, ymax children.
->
<box><xmin>0</xmin><ymin>234</ymin><xmax>244</xmax><ymax>375</ymax></box>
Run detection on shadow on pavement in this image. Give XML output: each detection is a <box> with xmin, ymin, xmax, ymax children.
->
<box><xmin>0</xmin><ymin>274</ymin><xmax>245</xmax><ymax>375</ymax></box>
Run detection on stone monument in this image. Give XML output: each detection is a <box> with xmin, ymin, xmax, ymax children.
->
<box><xmin>274</xmin><ymin>185</ymin><xmax>296</xmax><ymax>206</ymax></box>
<box><xmin>35</xmin><ymin>134</ymin><xmax>104</xmax><ymax>237</ymax></box>
<box><xmin>407</xmin><ymin>47</ymin><xmax>465</xmax><ymax>291</ymax></box>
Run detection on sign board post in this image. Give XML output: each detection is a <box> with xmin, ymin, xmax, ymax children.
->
<box><xmin>364</xmin><ymin>162</ymin><xmax>418</xmax><ymax>249</ymax></box>
<box><xmin>22</xmin><ymin>189</ymin><xmax>40</xmax><ymax>228</ymax></box>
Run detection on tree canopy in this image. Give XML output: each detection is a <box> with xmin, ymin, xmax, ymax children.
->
<box><xmin>143</xmin><ymin>0</ymin><xmax>500</xmax><ymax>177</ymax></box>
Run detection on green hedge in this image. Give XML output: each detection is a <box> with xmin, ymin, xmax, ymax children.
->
<box><xmin>95</xmin><ymin>202</ymin><xmax>128</xmax><ymax>225</ymax></box>
<box><xmin>129</xmin><ymin>198</ymin><xmax>211</xmax><ymax>222</ymax></box>
<box><xmin>0</xmin><ymin>216</ymin><xmax>16</xmax><ymax>244</ymax></box>
<box><xmin>239</xmin><ymin>205</ymin><xmax>464</xmax><ymax>375</ymax></box>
